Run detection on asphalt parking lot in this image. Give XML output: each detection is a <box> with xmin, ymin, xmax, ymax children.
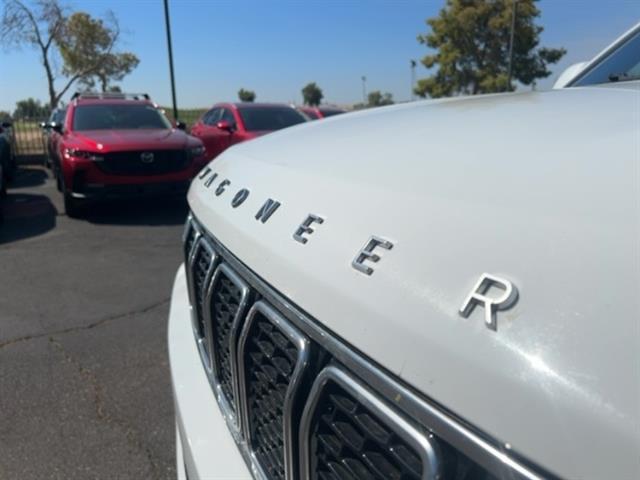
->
<box><xmin>0</xmin><ymin>166</ymin><xmax>186</xmax><ymax>479</ymax></box>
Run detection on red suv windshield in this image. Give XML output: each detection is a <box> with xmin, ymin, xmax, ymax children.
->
<box><xmin>73</xmin><ymin>104</ymin><xmax>171</xmax><ymax>131</ymax></box>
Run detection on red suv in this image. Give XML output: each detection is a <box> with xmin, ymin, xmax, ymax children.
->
<box><xmin>53</xmin><ymin>92</ymin><xmax>207</xmax><ymax>217</ymax></box>
<box><xmin>190</xmin><ymin>103</ymin><xmax>307</xmax><ymax>161</ymax></box>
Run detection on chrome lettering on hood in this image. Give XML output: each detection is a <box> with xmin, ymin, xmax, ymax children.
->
<box><xmin>197</xmin><ymin>169</ymin><xmax>518</xmax><ymax>327</ymax></box>
<box><xmin>459</xmin><ymin>273</ymin><xmax>519</xmax><ymax>331</ymax></box>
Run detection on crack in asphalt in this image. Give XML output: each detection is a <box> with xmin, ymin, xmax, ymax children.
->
<box><xmin>48</xmin><ymin>336</ymin><xmax>162</xmax><ymax>480</ymax></box>
<box><xmin>0</xmin><ymin>298</ymin><xmax>170</xmax><ymax>349</ymax></box>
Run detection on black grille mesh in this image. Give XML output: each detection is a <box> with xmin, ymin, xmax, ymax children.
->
<box><xmin>309</xmin><ymin>380</ymin><xmax>423</xmax><ymax>480</ymax></box>
<box><xmin>97</xmin><ymin>149</ymin><xmax>190</xmax><ymax>175</ymax></box>
<box><xmin>244</xmin><ymin>312</ymin><xmax>300</xmax><ymax>480</ymax></box>
<box><xmin>209</xmin><ymin>270</ymin><xmax>243</xmax><ymax>411</ymax></box>
<box><xmin>192</xmin><ymin>243</ymin><xmax>213</xmax><ymax>339</ymax></box>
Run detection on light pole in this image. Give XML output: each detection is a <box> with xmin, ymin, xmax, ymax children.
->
<box><xmin>163</xmin><ymin>0</ymin><xmax>178</xmax><ymax>121</ymax></box>
<box><xmin>506</xmin><ymin>0</ymin><xmax>517</xmax><ymax>91</ymax></box>
<box><xmin>410</xmin><ymin>60</ymin><xmax>417</xmax><ymax>101</ymax></box>
<box><xmin>361</xmin><ymin>76</ymin><xmax>367</xmax><ymax>105</ymax></box>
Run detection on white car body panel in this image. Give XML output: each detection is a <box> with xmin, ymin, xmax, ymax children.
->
<box><xmin>181</xmin><ymin>82</ymin><xmax>640</xmax><ymax>479</ymax></box>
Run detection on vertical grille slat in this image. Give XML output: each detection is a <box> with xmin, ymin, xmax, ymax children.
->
<box><xmin>192</xmin><ymin>244</ymin><xmax>213</xmax><ymax>339</ymax></box>
<box><xmin>239</xmin><ymin>302</ymin><xmax>310</xmax><ymax>480</ymax></box>
<box><xmin>243</xmin><ymin>314</ymin><xmax>297</xmax><ymax>479</ymax></box>
<box><xmin>210</xmin><ymin>270</ymin><xmax>243</xmax><ymax>412</ymax></box>
<box><xmin>301</xmin><ymin>368</ymin><xmax>434</xmax><ymax>480</ymax></box>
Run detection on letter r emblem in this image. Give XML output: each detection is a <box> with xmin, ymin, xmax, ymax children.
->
<box><xmin>459</xmin><ymin>273</ymin><xmax>519</xmax><ymax>331</ymax></box>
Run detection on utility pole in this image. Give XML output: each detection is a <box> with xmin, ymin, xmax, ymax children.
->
<box><xmin>163</xmin><ymin>0</ymin><xmax>179</xmax><ymax>121</ymax></box>
<box><xmin>361</xmin><ymin>76</ymin><xmax>367</xmax><ymax>105</ymax></box>
<box><xmin>410</xmin><ymin>60</ymin><xmax>417</xmax><ymax>101</ymax></box>
<box><xmin>506</xmin><ymin>0</ymin><xmax>517</xmax><ymax>92</ymax></box>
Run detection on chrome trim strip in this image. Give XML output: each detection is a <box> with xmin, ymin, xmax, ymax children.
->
<box><xmin>237</xmin><ymin>300</ymin><xmax>310</xmax><ymax>480</ymax></box>
<box><xmin>203</xmin><ymin>262</ymin><xmax>251</xmax><ymax>439</ymax></box>
<box><xmin>181</xmin><ymin>212</ymin><xmax>194</xmax><ymax>245</ymax></box>
<box><xmin>299</xmin><ymin>365</ymin><xmax>441</xmax><ymax>479</ymax></box>
<box><xmin>184</xmin><ymin>216</ymin><xmax>202</xmax><ymax>319</ymax></box>
<box><xmin>192</xmin><ymin>238</ymin><xmax>217</xmax><ymax>371</ymax></box>
<box><xmin>185</xmin><ymin>214</ymin><xmax>553</xmax><ymax>480</ymax></box>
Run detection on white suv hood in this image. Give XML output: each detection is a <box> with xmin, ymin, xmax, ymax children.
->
<box><xmin>188</xmin><ymin>84</ymin><xmax>640</xmax><ymax>479</ymax></box>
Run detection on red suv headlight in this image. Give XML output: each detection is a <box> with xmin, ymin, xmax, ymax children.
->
<box><xmin>188</xmin><ymin>145</ymin><xmax>206</xmax><ymax>159</ymax></box>
<box><xmin>63</xmin><ymin>148</ymin><xmax>104</xmax><ymax>161</ymax></box>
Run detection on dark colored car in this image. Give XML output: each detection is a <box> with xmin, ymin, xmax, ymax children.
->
<box><xmin>297</xmin><ymin>105</ymin><xmax>346</xmax><ymax>120</ymax></box>
<box><xmin>53</xmin><ymin>92</ymin><xmax>207</xmax><ymax>217</ymax></box>
<box><xmin>0</xmin><ymin>120</ymin><xmax>16</xmax><ymax>183</ymax></box>
<box><xmin>0</xmin><ymin>156</ymin><xmax>5</xmax><ymax>222</ymax></box>
<box><xmin>190</xmin><ymin>103</ymin><xmax>307</xmax><ymax>161</ymax></box>
<box><xmin>0</xmin><ymin>147</ymin><xmax>6</xmax><ymax>199</ymax></box>
<box><xmin>42</xmin><ymin>107</ymin><xmax>67</xmax><ymax>169</ymax></box>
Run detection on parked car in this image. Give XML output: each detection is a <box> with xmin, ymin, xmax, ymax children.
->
<box><xmin>0</xmin><ymin>159</ymin><xmax>4</xmax><ymax>223</ymax></box>
<box><xmin>0</xmin><ymin>120</ymin><xmax>16</xmax><ymax>182</ymax></box>
<box><xmin>0</xmin><ymin>151</ymin><xmax>5</xmax><ymax>197</ymax></box>
<box><xmin>297</xmin><ymin>105</ymin><xmax>346</xmax><ymax>120</ymax></box>
<box><xmin>190</xmin><ymin>103</ymin><xmax>307</xmax><ymax>161</ymax></box>
<box><xmin>42</xmin><ymin>107</ymin><xmax>67</xmax><ymax>169</ymax></box>
<box><xmin>168</xmin><ymin>25</ymin><xmax>640</xmax><ymax>480</ymax></box>
<box><xmin>53</xmin><ymin>92</ymin><xmax>207</xmax><ymax>218</ymax></box>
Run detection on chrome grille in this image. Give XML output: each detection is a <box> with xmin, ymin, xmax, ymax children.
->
<box><xmin>239</xmin><ymin>303</ymin><xmax>308</xmax><ymax>480</ymax></box>
<box><xmin>183</xmin><ymin>218</ymin><xmax>197</xmax><ymax>263</ymax></box>
<box><xmin>205</xmin><ymin>263</ymin><xmax>250</xmax><ymax>430</ymax></box>
<box><xmin>211</xmin><ymin>272</ymin><xmax>241</xmax><ymax>409</ymax></box>
<box><xmin>191</xmin><ymin>242</ymin><xmax>213</xmax><ymax>339</ymax></box>
<box><xmin>303</xmin><ymin>367</ymin><xmax>428</xmax><ymax>480</ymax></box>
<box><xmin>182</xmin><ymin>214</ymin><xmax>551</xmax><ymax>480</ymax></box>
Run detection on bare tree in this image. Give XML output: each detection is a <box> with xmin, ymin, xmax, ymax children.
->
<box><xmin>1</xmin><ymin>0</ymin><xmax>66</xmax><ymax>108</ymax></box>
<box><xmin>1</xmin><ymin>0</ymin><xmax>136</xmax><ymax>108</ymax></box>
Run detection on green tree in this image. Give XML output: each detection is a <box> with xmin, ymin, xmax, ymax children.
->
<box><xmin>13</xmin><ymin>98</ymin><xmax>50</xmax><ymax>118</ymax></box>
<box><xmin>57</xmin><ymin>12</ymin><xmax>139</xmax><ymax>94</ymax></box>
<box><xmin>367</xmin><ymin>91</ymin><xmax>394</xmax><ymax>107</ymax></box>
<box><xmin>237</xmin><ymin>88</ymin><xmax>256</xmax><ymax>102</ymax></box>
<box><xmin>415</xmin><ymin>0</ymin><xmax>566</xmax><ymax>98</ymax></box>
<box><xmin>301</xmin><ymin>82</ymin><xmax>323</xmax><ymax>106</ymax></box>
<box><xmin>0</xmin><ymin>110</ymin><xmax>12</xmax><ymax>122</ymax></box>
<box><xmin>0</xmin><ymin>1</ymin><xmax>139</xmax><ymax>108</ymax></box>
<box><xmin>78</xmin><ymin>52</ymin><xmax>139</xmax><ymax>92</ymax></box>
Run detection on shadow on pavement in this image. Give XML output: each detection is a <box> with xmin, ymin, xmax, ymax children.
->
<box><xmin>83</xmin><ymin>196</ymin><xmax>189</xmax><ymax>226</ymax></box>
<box><xmin>0</xmin><ymin>193</ymin><xmax>57</xmax><ymax>245</ymax></box>
<box><xmin>10</xmin><ymin>167</ymin><xmax>50</xmax><ymax>189</ymax></box>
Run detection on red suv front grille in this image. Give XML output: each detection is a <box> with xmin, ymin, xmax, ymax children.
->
<box><xmin>97</xmin><ymin>150</ymin><xmax>190</xmax><ymax>176</ymax></box>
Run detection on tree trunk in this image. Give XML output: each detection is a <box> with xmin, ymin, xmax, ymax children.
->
<box><xmin>44</xmin><ymin>53</ymin><xmax>58</xmax><ymax>110</ymax></box>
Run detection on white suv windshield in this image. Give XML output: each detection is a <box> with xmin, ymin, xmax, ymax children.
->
<box><xmin>571</xmin><ymin>29</ymin><xmax>640</xmax><ymax>86</ymax></box>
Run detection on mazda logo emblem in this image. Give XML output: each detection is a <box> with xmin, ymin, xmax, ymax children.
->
<box><xmin>140</xmin><ymin>152</ymin><xmax>154</xmax><ymax>163</ymax></box>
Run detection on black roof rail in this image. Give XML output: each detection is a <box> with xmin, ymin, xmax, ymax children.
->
<box><xmin>71</xmin><ymin>92</ymin><xmax>151</xmax><ymax>101</ymax></box>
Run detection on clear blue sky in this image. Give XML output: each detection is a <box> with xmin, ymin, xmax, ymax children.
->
<box><xmin>0</xmin><ymin>0</ymin><xmax>638</xmax><ymax>112</ymax></box>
